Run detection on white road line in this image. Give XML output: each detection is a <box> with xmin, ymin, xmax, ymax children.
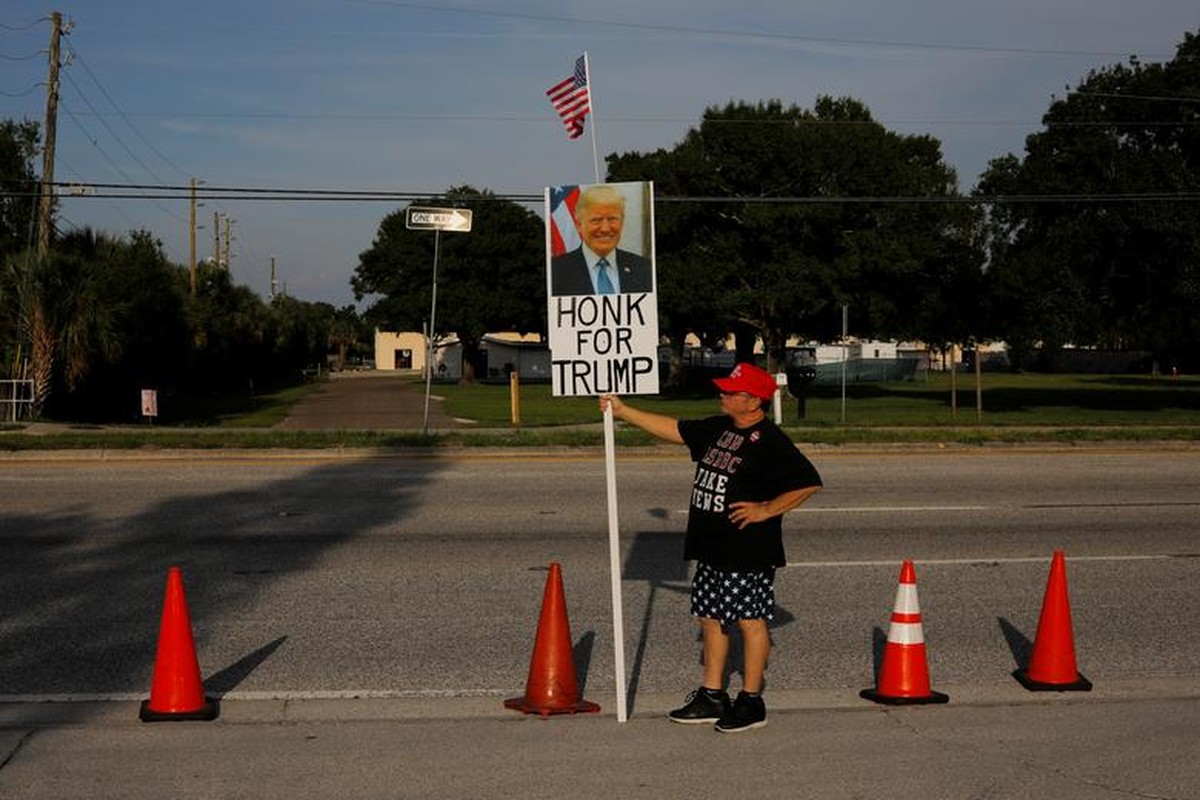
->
<box><xmin>788</xmin><ymin>554</ymin><xmax>1176</xmax><ymax>568</ymax></box>
<box><xmin>672</xmin><ymin>506</ymin><xmax>993</xmax><ymax>515</ymax></box>
<box><xmin>800</xmin><ymin>505</ymin><xmax>991</xmax><ymax>513</ymax></box>
<box><xmin>2</xmin><ymin>555</ymin><xmax>1188</xmax><ymax>707</ymax></box>
<box><xmin>0</xmin><ymin>688</ymin><xmax>508</xmax><ymax>704</ymax></box>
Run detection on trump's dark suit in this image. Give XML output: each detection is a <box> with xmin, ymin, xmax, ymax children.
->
<box><xmin>550</xmin><ymin>248</ymin><xmax>653</xmax><ymax>296</ymax></box>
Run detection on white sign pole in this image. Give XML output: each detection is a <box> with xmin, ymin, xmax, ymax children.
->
<box><xmin>603</xmin><ymin>405</ymin><xmax>628</xmax><ymax>723</ymax></box>
<box><xmin>406</xmin><ymin>205</ymin><xmax>471</xmax><ymax>436</ymax></box>
<box><xmin>840</xmin><ymin>304</ymin><xmax>849</xmax><ymax>424</ymax></box>
<box><xmin>422</xmin><ymin>229</ymin><xmax>440</xmax><ymax>436</ymax></box>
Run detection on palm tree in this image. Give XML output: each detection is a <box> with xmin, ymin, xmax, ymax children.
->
<box><xmin>4</xmin><ymin>248</ymin><xmax>118</xmax><ymax>419</ymax></box>
<box><xmin>327</xmin><ymin>307</ymin><xmax>364</xmax><ymax>371</ymax></box>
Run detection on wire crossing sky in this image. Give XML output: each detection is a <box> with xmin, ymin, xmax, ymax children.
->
<box><xmin>1</xmin><ymin>1</ymin><xmax>1196</xmax><ymax>306</ymax></box>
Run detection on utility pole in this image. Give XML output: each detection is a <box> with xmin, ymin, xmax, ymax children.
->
<box><xmin>36</xmin><ymin>11</ymin><xmax>64</xmax><ymax>260</ymax></box>
<box><xmin>270</xmin><ymin>255</ymin><xmax>278</xmax><ymax>300</ymax></box>
<box><xmin>189</xmin><ymin>178</ymin><xmax>198</xmax><ymax>295</ymax></box>
<box><xmin>223</xmin><ymin>215</ymin><xmax>234</xmax><ymax>269</ymax></box>
<box><xmin>212</xmin><ymin>211</ymin><xmax>220</xmax><ymax>266</ymax></box>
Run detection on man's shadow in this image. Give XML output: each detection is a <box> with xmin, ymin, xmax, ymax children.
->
<box><xmin>622</xmin><ymin>520</ymin><xmax>796</xmax><ymax>716</ymax></box>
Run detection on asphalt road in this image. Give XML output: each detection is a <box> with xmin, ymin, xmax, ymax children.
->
<box><xmin>274</xmin><ymin>370</ymin><xmax>465</xmax><ymax>430</ymax></box>
<box><xmin>1</xmin><ymin>445</ymin><xmax>1197</xmax><ymax>798</ymax></box>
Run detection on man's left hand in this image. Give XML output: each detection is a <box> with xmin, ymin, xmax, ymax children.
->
<box><xmin>728</xmin><ymin>500</ymin><xmax>770</xmax><ymax>529</ymax></box>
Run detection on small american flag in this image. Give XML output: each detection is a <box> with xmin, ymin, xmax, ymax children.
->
<box><xmin>548</xmin><ymin>185</ymin><xmax>581</xmax><ymax>256</ymax></box>
<box><xmin>546</xmin><ymin>55</ymin><xmax>591</xmax><ymax>140</ymax></box>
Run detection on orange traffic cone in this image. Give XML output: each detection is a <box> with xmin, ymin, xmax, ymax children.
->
<box><xmin>860</xmin><ymin>560</ymin><xmax>949</xmax><ymax>705</ymax></box>
<box><xmin>1014</xmin><ymin>550</ymin><xmax>1092</xmax><ymax>691</ymax></box>
<box><xmin>139</xmin><ymin>567</ymin><xmax>219</xmax><ymax>721</ymax></box>
<box><xmin>504</xmin><ymin>562</ymin><xmax>600</xmax><ymax>717</ymax></box>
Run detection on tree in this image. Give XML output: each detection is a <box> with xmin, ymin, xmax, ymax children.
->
<box><xmin>976</xmin><ymin>30</ymin><xmax>1200</xmax><ymax>370</ymax></box>
<box><xmin>352</xmin><ymin>186</ymin><xmax>544</xmax><ymax>382</ymax></box>
<box><xmin>0</xmin><ymin>119</ymin><xmax>39</xmax><ymax>263</ymax></box>
<box><xmin>2</xmin><ymin>209</ymin><xmax>344</xmax><ymax>421</ymax></box>
<box><xmin>50</xmin><ymin>229</ymin><xmax>189</xmax><ymax>420</ymax></box>
<box><xmin>609</xmin><ymin>99</ymin><xmax>972</xmax><ymax>373</ymax></box>
<box><xmin>2</xmin><ymin>246</ymin><xmax>117</xmax><ymax>418</ymax></box>
<box><xmin>327</xmin><ymin>305</ymin><xmax>368</xmax><ymax>369</ymax></box>
<box><xmin>185</xmin><ymin>261</ymin><xmax>272</xmax><ymax>394</ymax></box>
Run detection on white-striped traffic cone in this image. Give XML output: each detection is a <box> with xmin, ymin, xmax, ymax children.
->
<box><xmin>860</xmin><ymin>560</ymin><xmax>949</xmax><ymax>705</ymax></box>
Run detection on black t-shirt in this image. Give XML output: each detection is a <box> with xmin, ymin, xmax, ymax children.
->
<box><xmin>677</xmin><ymin>415</ymin><xmax>822</xmax><ymax>570</ymax></box>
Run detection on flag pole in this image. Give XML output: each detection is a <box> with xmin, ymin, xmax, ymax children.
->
<box><xmin>584</xmin><ymin>51</ymin><xmax>601</xmax><ymax>184</ymax></box>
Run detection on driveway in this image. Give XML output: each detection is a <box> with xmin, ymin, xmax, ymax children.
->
<box><xmin>274</xmin><ymin>371</ymin><xmax>465</xmax><ymax>430</ymax></box>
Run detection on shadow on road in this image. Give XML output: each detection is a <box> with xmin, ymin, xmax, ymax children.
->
<box><xmin>0</xmin><ymin>454</ymin><xmax>452</xmax><ymax>724</ymax></box>
<box><xmin>620</xmin><ymin>529</ymin><xmax>799</xmax><ymax>716</ymax></box>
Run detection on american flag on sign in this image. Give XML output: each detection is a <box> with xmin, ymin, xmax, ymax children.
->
<box><xmin>545</xmin><ymin>55</ymin><xmax>591</xmax><ymax>140</ymax></box>
<box><xmin>548</xmin><ymin>185</ymin><xmax>581</xmax><ymax>256</ymax></box>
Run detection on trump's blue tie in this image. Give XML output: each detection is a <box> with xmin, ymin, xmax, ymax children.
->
<box><xmin>596</xmin><ymin>258</ymin><xmax>615</xmax><ymax>294</ymax></box>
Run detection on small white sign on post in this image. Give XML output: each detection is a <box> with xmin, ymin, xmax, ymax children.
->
<box><xmin>141</xmin><ymin>389</ymin><xmax>158</xmax><ymax>420</ymax></box>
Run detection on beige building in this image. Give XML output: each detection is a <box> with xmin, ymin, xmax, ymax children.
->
<box><xmin>373</xmin><ymin>330</ymin><xmax>463</xmax><ymax>379</ymax></box>
<box><xmin>373</xmin><ymin>330</ymin><xmax>547</xmax><ymax>381</ymax></box>
<box><xmin>373</xmin><ymin>330</ymin><xmax>426</xmax><ymax>371</ymax></box>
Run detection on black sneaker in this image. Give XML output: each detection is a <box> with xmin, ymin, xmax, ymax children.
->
<box><xmin>668</xmin><ymin>687</ymin><xmax>731</xmax><ymax>724</ymax></box>
<box><xmin>714</xmin><ymin>691</ymin><xmax>767</xmax><ymax>733</ymax></box>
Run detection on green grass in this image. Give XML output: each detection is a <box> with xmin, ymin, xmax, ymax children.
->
<box><xmin>440</xmin><ymin>371</ymin><xmax>1200</xmax><ymax>429</ymax></box>
<box><xmin>2</xmin><ymin>371</ymin><xmax>1196</xmax><ymax>450</ymax></box>
<box><xmin>158</xmin><ymin>380</ymin><xmax>327</xmax><ymax>428</ymax></box>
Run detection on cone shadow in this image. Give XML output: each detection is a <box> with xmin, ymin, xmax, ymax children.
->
<box><xmin>573</xmin><ymin>631</ymin><xmax>595</xmax><ymax>696</ymax></box>
<box><xmin>997</xmin><ymin>616</ymin><xmax>1033</xmax><ymax>670</ymax></box>
<box><xmin>870</xmin><ymin>626</ymin><xmax>886</xmax><ymax>684</ymax></box>
<box><xmin>205</xmin><ymin>636</ymin><xmax>288</xmax><ymax>697</ymax></box>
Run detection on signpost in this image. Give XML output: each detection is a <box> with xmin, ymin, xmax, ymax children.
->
<box><xmin>406</xmin><ymin>207</ymin><xmax>473</xmax><ymax>434</ymax></box>
<box><xmin>141</xmin><ymin>389</ymin><xmax>158</xmax><ymax>423</ymax></box>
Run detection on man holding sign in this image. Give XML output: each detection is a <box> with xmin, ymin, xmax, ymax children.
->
<box><xmin>600</xmin><ymin>362</ymin><xmax>822</xmax><ymax>733</ymax></box>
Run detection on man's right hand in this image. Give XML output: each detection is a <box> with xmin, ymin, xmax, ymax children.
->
<box><xmin>598</xmin><ymin>394</ymin><xmax>625</xmax><ymax>418</ymax></box>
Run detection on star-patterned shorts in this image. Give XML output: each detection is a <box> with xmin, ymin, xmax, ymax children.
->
<box><xmin>689</xmin><ymin>562</ymin><xmax>776</xmax><ymax>628</ymax></box>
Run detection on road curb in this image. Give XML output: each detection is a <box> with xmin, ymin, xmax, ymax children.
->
<box><xmin>4</xmin><ymin>679</ymin><xmax>1198</xmax><ymax>726</ymax></box>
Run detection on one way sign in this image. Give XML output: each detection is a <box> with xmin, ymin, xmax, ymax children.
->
<box><xmin>405</xmin><ymin>206</ymin><xmax>473</xmax><ymax>233</ymax></box>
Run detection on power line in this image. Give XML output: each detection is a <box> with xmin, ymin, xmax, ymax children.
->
<box><xmin>61</xmin><ymin>69</ymin><xmax>164</xmax><ymax>184</ymax></box>
<box><xmin>2</xmin><ymin>180</ymin><xmax>1196</xmax><ymax>205</ymax></box>
<box><xmin>0</xmin><ymin>17</ymin><xmax>45</xmax><ymax>109</ymax></box>
<box><xmin>59</xmin><ymin>104</ymin><xmax>142</xmax><ymax>190</ymax></box>
<box><xmin>57</xmin><ymin>155</ymin><xmax>144</xmax><ymax>232</ymax></box>
<box><xmin>1072</xmin><ymin>89</ymin><xmax>1200</xmax><ymax>105</ymax></box>
<box><xmin>0</xmin><ymin>83</ymin><xmax>41</xmax><ymax>98</ymax></box>
<box><xmin>66</xmin><ymin>45</ymin><xmax>192</xmax><ymax>180</ymax></box>
<box><xmin>56</xmin><ymin>109</ymin><xmax>1200</xmax><ymax>132</ymax></box>
<box><xmin>354</xmin><ymin>0</ymin><xmax>1176</xmax><ymax>61</ymax></box>
<box><xmin>59</xmin><ymin>38</ymin><xmax>240</xmax><ymax>268</ymax></box>
<box><xmin>59</xmin><ymin>74</ymin><xmax>185</xmax><ymax>223</ymax></box>
<box><xmin>0</xmin><ymin>18</ymin><xmax>49</xmax><ymax>32</ymax></box>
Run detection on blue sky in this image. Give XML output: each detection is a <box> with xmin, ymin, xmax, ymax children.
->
<box><xmin>3</xmin><ymin>1</ymin><xmax>1196</xmax><ymax>307</ymax></box>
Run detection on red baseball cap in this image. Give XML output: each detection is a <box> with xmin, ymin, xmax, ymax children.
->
<box><xmin>713</xmin><ymin>362</ymin><xmax>779</xmax><ymax>401</ymax></box>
